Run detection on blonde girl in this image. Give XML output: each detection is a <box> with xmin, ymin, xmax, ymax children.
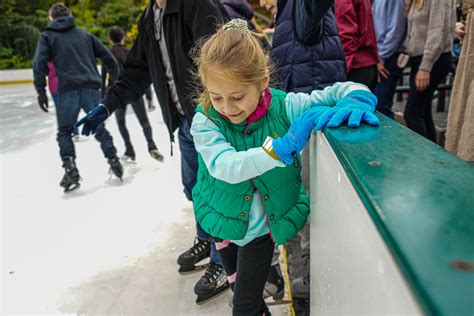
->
<box><xmin>191</xmin><ymin>19</ymin><xmax>379</xmax><ymax>316</ymax></box>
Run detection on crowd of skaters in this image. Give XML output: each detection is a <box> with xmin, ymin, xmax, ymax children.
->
<box><xmin>31</xmin><ymin>0</ymin><xmax>473</xmax><ymax>315</ymax></box>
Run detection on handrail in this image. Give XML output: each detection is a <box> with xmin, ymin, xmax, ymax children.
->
<box><xmin>319</xmin><ymin>114</ymin><xmax>474</xmax><ymax>315</ymax></box>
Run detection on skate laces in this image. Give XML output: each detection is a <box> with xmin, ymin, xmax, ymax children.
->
<box><xmin>191</xmin><ymin>238</ymin><xmax>210</xmax><ymax>256</ymax></box>
<box><xmin>204</xmin><ymin>263</ymin><xmax>223</xmax><ymax>282</ymax></box>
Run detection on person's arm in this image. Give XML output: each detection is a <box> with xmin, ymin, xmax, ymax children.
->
<box><xmin>188</xmin><ymin>0</ymin><xmax>229</xmax><ymax>41</ymax></box>
<box><xmin>103</xmin><ymin>25</ymin><xmax>153</xmax><ymax>113</ymax></box>
<box><xmin>91</xmin><ymin>35</ymin><xmax>119</xmax><ymax>83</ymax></box>
<box><xmin>335</xmin><ymin>0</ymin><xmax>359</xmax><ymax>73</ymax></box>
<box><xmin>293</xmin><ymin>0</ymin><xmax>334</xmax><ymax>45</ymax></box>
<box><xmin>285</xmin><ymin>81</ymin><xmax>370</xmax><ymax>123</ymax></box>
<box><xmin>191</xmin><ymin>112</ymin><xmax>285</xmax><ymax>184</ymax></box>
<box><xmin>377</xmin><ymin>0</ymin><xmax>406</xmax><ymax>63</ymax></box>
<box><xmin>419</xmin><ymin>0</ymin><xmax>452</xmax><ymax>72</ymax></box>
<box><xmin>32</xmin><ymin>34</ymin><xmax>51</xmax><ymax>92</ymax></box>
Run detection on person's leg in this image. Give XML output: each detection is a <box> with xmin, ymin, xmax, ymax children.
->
<box><xmin>177</xmin><ymin>115</ymin><xmax>217</xmax><ymax>257</ymax></box>
<box><xmin>56</xmin><ymin>91</ymin><xmax>82</xmax><ymax>159</ymax></box>
<box><xmin>215</xmin><ymin>240</ymin><xmax>238</xmax><ymax>290</ymax></box>
<box><xmin>115</xmin><ymin>105</ymin><xmax>136</xmax><ymax>158</ymax></box>
<box><xmin>233</xmin><ymin>234</ymin><xmax>274</xmax><ymax>316</ymax></box>
<box><xmin>375</xmin><ymin>53</ymin><xmax>403</xmax><ymax>119</ymax></box>
<box><xmin>176</xmin><ymin>115</ymin><xmax>216</xmax><ymax>266</ymax></box>
<box><xmin>423</xmin><ymin>52</ymin><xmax>452</xmax><ymax>142</ymax></box>
<box><xmin>404</xmin><ymin>53</ymin><xmax>451</xmax><ymax>142</ymax></box>
<box><xmin>348</xmin><ymin>65</ymin><xmax>378</xmax><ymax>91</ymax></box>
<box><xmin>80</xmin><ymin>89</ymin><xmax>118</xmax><ymax>159</ymax></box>
<box><xmin>403</xmin><ymin>56</ymin><xmax>431</xmax><ymax>138</ymax></box>
<box><xmin>130</xmin><ymin>96</ymin><xmax>158</xmax><ymax>151</ymax></box>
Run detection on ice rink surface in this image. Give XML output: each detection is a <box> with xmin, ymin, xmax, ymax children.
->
<box><xmin>0</xmin><ymin>84</ymin><xmax>289</xmax><ymax>315</ymax></box>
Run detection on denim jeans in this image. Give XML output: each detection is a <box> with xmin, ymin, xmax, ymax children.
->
<box><xmin>375</xmin><ymin>53</ymin><xmax>403</xmax><ymax>119</ymax></box>
<box><xmin>177</xmin><ymin>115</ymin><xmax>220</xmax><ymax>264</ymax></box>
<box><xmin>56</xmin><ymin>89</ymin><xmax>117</xmax><ymax>160</ymax></box>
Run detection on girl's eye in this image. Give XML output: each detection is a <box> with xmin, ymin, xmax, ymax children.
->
<box><xmin>232</xmin><ymin>96</ymin><xmax>243</xmax><ymax>101</ymax></box>
<box><xmin>212</xmin><ymin>97</ymin><xmax>222</xmax><ymax>102</ymax></box>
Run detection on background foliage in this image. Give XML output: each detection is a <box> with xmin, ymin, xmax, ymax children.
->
<box><xmin>0</xmin><ymin>0</ymin><xmax>146</xmax><ymax>69</ymax></box>
<box><xmin>0</xmin><ymin>0</ymin><xmax>273</xmax><ymax>70</ymax></box>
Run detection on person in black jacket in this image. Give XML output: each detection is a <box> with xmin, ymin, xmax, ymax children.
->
<box><xmin>33</xmin><ymin>3</ymin><xmax>123</xmax><ymax>193</ymax></box>
<box><xmin>75</xmin><ymin>0</ymin><xmax>230</xmax><ymax>304</ymax></box>
<box><xmin>103</xmin><ymin>26</ymin><xmax>164</xmax><ymax>163</ymax></box>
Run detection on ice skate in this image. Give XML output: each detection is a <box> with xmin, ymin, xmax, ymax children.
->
<box><xmin>149</xmin><ymin>149</ymin><xmax>164</xmax><ymax>162</ymax></box>
<box><xmin>121</xmin><ymin>154</ymin><xmax>136</xmax><ymax>164</ymax></box>
<box><xmin>194</xmin><ymin>262</ymin><xmax>230</xmax><ymax>305</ymax></box>
<box><xmin>177</xmin><ymin>238</ymin><xmax>211</xmax><ymax>274</ymax></box>
<box><xmin>59</xmin><ymin>157</ymin><xmax>81</xmax><ymax>193</ymax></box>
<box><xmin>108</xmin><ymin>157</ymin><xmax>124</xmax><ymax>181</ymax></box>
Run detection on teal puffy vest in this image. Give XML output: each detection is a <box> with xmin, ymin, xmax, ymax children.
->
<box><xmin>192</xmin><ymin>88</ymin><xmax>309</xmax><ymax>245</ymax></box>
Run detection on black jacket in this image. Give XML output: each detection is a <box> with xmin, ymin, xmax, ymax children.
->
<box><xmin>104</xmin><ymin>0</ymin><xmax>228</xmax><ymax>143</ymax></box>
<box><xmin>33</xmin><ymin>16</ymin><xmax>119</xmax><ymax>94</ymax></box>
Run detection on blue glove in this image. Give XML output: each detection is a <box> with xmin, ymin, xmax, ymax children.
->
<box><xmin>75</xmin><ymin>104</ymin><xmax>109</xmax><ymax>136</ymax></box>
<box><xmin>273</xmin><ymin>107</ymin><xmax>323</xmax><ymax>164</ymax></box>
<box><xmin>326</xmin><ymin>90</ymin><xmax>379</xmax><ymax>128</ymax></box>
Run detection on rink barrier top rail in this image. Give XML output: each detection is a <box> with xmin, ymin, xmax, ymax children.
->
<box><xmin>321</xmin><ymin>114</ymin><xmax>474</xmax><ymax>316</ymax></box>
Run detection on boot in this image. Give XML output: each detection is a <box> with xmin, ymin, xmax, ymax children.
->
<box><xmin>108</xmin><ymin>156</ymin><xmax>123</xmax><ymax>180</ymax></box>
<box><xmin>60</xmin><ymin>157</ymin><xmax>81</xmax><ymax>192</ymax></box>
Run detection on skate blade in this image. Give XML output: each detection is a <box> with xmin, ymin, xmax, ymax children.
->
<box><xmin>195</xmin><ymin>286</ymin><xmax>230</xmax><ymax>305</ymax></box>
<box><xmin>266</xmin><ymin>299</ymin><xmax>291</xmax><ymax>306</ymax></box>
<box><xmin>178</xmin><ymin>262</ymin><xmax>210</xmax><ymax>275</ymax></box>
<box><xmin>63</xmin><ymin>182</ymin><xmax>80</xmax><ymax>193</ymax></box>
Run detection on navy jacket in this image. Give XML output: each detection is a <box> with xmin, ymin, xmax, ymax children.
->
<box><xmin>33</xmin><ymin>16</ymin><xmax>118</xmax><ymax>94</ymax></box>
<box><xmin>220</xmin><ymin>0</ymin><xmax>256</xmax><ymax>30</ymax></box>
<box><xmin>271</xmin><ymin>0</ymin><xmax>346</xmax><ymax>93</ymax></box>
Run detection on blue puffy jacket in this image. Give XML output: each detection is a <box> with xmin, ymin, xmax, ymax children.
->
<box><xmin>271</xmin><ymin>0</ymin><xmax>347</xmax><ymax>93</ymax></box>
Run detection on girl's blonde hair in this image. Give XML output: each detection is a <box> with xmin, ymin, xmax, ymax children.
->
<box><xmin>193</xmin><ymin>19</ymin><xmax>273</xmax><ymax>113</ymax></box>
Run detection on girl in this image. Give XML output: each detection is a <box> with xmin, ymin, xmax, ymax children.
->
<box><xmin>103</xmin><ymin>26</ymin><xmax>164</xmax><ymax>162</ymax></box>
<box><xmin>190</xmin><ymin>19</ymin><xmax>379</xmax><ymax>315</ymax></box>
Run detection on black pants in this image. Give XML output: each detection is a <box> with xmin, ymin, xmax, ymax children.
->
<box><xmin>114</xmin><ymin>96</ymin><xmax>157</xmax><ymax>157</ymax></box>
<box><xmin>404</xmin><ymin>52</ymin><xmax>451</xmax><ymax>142</ymax></box>
<box><xmin>348</xmin><ymin>64</ymin><xmax>378</xmax><ymax>92</ymax></box>
<box><xmin>216</xmin><ymin>234</ymin><xmax>274</xmax><ymax>316</ymax></box>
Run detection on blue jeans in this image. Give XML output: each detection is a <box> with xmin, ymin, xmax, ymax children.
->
<box><xmin>374</xmin><ymin>53</ymin><xmax>403</xmax><ymax>119</ymax></box>
<box><xmin>177</xmin><ymin>115</ymin><xmax>220</xmax><ymax>264</ymax></box>
<box><xmin>56</xmin><ymin>89</ymin><xmax>117</xmax><ymax>159</ymax></box>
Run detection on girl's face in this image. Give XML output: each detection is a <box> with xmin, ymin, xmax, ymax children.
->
<box><xmin>205</xmin><ymin>71</ymin><xmax>269</xmax><ymax>124</ymax></box>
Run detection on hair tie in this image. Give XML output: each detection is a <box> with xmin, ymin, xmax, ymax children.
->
<box><xmin>222</xmin><ymin>19</ymin><xmax>249</xmax><ymax>32</ymax></box>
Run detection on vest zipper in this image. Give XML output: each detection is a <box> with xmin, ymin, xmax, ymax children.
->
<box><xmin>250</xmin><ymin>179</ymin><xmax>275</xmax><ymax>243</ymax></box>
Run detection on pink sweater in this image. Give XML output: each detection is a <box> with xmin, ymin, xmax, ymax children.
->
<box><xmin>47</xmin><ymin>62</ymin><xmax>59</xmax><ymax>93</ymax></box>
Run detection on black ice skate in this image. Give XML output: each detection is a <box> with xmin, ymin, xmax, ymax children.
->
<box><xmin>149</xmin><ymin>149</ymin><xmax>164</xmax><ymax>162</ymax></box>
<box><xmin>60</xmin><ymin>157</ymin><xmax>81</xmax><ymax>193</ymax></box>
<box><xmin>108</xmin><ymin>157</ymin><xmax>123</xmax><ymax>181</ymax></box>
<box><xmin>177</xmin><ymin>238</ymin><xmax>211</xmax><ymax>274</ymax></box>
<box><xmin>194</xmin><ymin>262</ymin><xmax>230</xmax><ymax>305</ymax></box>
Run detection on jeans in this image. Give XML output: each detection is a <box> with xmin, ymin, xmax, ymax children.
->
<box><xmin>217</xmin><ymin>234</ymin><xmax>274</xmax><ymax>316</ymax></box>
<box><xmin>177</xmin><ymin>115</ymin><xmax>220</xmax><ymax>264</ymax></box>
<box><xmin>375</xmin><ymin>53</ymin><xmax>403</xmax><ymax>119</ymax></box>
<box><xmin>404</xmin><ymin>52</ymin><xmax>451</xmax><ymax>142</ymax></box>
<box><xmin>57</xmin><ymin>89</ymin><xmax>117</xmax><ymax>160</ymax></box>
<box><xmin>114</xmin><ymin>96</ymin><xmax>157</xmax><ymax>157</ymax></box>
